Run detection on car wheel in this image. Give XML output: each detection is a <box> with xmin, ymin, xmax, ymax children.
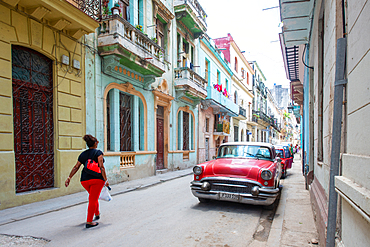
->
<box><xmin>198</xmin><ymin>198</ymin><xmax>210</xmax><ymax>203</ymax></box>
<box><xmin>282</xmin><ymin>169</ymin><xmax>286</xmax><ymax>179</ymax></box>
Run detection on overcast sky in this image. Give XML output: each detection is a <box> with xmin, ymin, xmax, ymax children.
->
<box><xmin>198</xmin><ymin>0</ymin><xmax>290</xmax><ymax>89</ymax></box>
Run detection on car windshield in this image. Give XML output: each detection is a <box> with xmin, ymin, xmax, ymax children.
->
<box><xmin>217</xmin><ymin>145</ymin><xmax>272</xmax><ymax>160</ymax></box>
<box><xmin>276</xmin><ymin>149</ymin><xmax>284</xmax><ymax>157</ymax></box>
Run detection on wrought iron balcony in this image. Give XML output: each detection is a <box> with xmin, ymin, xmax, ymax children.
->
<box><xmin>174</xmin><ymin>67</ymin><xmax>208</xmax><ymax>103</ymax></box>
<box><xmin>234</xmin><ymin>106</ymin><xmax>247</xmax><ymax>120</ymax></box>
<box><xmin>215</xmin><ymin>122</ymin><xmax>230</xmax><ymax>134</ymax></box>
<box><xmin>98</xmin><ymin>15</ymin><xmax>166</xmax><ymax>78</ymax></box>
<box><xmin>174</xmin><ymin>0</ymin><xmax>207</xmax><ymax>38</ymax></box>
<box><xmin>67</xmin><ymin>0</ymin><xmax>101</xmax><ymax>21</ymax></box>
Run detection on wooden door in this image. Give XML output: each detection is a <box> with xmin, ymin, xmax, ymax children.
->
<box><xmin>12</xmin><ymin>46</ymin><xmax>54</xmax><ymax>193</ymax></box>
<box><xmin>156</xmin><ymin>106</ymin><xmax>164</xmax><ymax>170</ymax></box>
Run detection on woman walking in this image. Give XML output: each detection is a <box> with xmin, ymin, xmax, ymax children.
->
<box><xmin>65</xmin><ymin>134</ymin><xmax>110</xmax><ymax>228</ymax></box>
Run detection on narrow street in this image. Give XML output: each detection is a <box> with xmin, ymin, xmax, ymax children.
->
<box><xmin>0</xmin><ymin>174</ymin><xmax>277</xmax><ymax>247</ymax></box>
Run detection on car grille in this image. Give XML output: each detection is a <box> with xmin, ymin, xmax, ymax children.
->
<box><xmin>205</xmin><ymin>179</ymin><xmax>255</xmax><ymax>194</ymax></box>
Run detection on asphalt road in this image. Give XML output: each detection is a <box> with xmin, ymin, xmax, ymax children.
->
<box><xmin>0</xmin><ymin>175</ymin><xmax>275</xmax><ymax>247</ymax></box>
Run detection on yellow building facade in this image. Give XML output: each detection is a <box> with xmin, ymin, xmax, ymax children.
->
<box><xmin>0</xmin><ymin>0</ymin><xmax>98</xmax><ymax>209</ymax></box>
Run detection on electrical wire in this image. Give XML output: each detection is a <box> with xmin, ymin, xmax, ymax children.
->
<box><xmin>302</xmin><ymin>44</ymin><xmax>314</xmax><ymax>70</ymax></box>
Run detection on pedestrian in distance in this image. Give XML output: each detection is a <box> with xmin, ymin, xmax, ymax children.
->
<box><xmin>65</xmin><ymin>134</ymin><xmax>110</xmax><ymax>228</ymax></box>
<box><xmin>290</xmin><ymin>144</ymin><xmax>294</xmax><ymax>163</ymax></box>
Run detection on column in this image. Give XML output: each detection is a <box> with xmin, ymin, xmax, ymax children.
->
<box><xmin>111</xmin><ymin>89</ymin><xmax>120</xmax><ymax>152</ymax></box>
<box><xmin>132</xmin><ymin>95</ymin><xmax>140</xmax><ymax>151</ymax></box>
<box><xmin>178</xmin><ymin>111</ymin><xmax>183</xmax><ymax>150</ymax></box>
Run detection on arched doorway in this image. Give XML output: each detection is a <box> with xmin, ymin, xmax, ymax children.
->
<box><xmin>12</xmin><ymin>46</ymin><xmax>54</xmax><ymax>193</ymax></box>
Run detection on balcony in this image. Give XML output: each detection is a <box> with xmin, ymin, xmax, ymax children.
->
<box><xmin>174</xmin><ymin>67</ymin><xmax>207</xmax><ymax>105</ymax></box>
<box><xmin>251</xmin><ymin>110</ymin><xmax>275</xmax><ymax>127</ymax></box>
<box><xmin>213</xmin><ymin>122</ymin><xmax>230</xmax><ymax>141</ymax></box>
<box><xmin>291</xmin><ymin>80</ymin><xmax>304</xmax><ymax>105</ymax></box>
<box><xmin>8</xmin><ymin>0</ymin><xmax>100</xmax><ymax>37</ymax></box>
<box><xmin>205</xmin><ymin>86</ymin><xmax>239</xmax><ymax>117</ymax></box>
<box><xmin>174</xmin><ymin>0</ymin><xmax>207</xmax><ymax>39</ymax></box>
<box><xmin>234</xmin><ymin>106</ymin><xmax>247</xmax><ymax>120</ymax></box>
<box><xmin>98</xmin><ymin>15</ymin><xmax>165</xmax><ymax>79</ymax></box>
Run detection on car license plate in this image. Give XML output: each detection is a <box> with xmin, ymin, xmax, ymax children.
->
<box><xmin>219</xmin><ymin>192</ymin><xmax>239</xmax><ymax>201</ymax></box>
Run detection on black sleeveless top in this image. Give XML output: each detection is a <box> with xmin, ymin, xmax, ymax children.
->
<box><xmin>78</xmin><ymin>149</ymin><xmax>105</xmax><ymax>182</ymax></box>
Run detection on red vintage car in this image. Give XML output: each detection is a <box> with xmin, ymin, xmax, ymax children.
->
<box><xmin>274</xmin><ymin>145</ymin><xmax>293</xmax><ymax>178</ymax></box>
<box><xmin>191</xmin><ymin>142</ymin><xmax>282</xmax><ymax>206</ymax></box>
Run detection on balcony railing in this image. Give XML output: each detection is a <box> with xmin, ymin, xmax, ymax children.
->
<box><xmin>67</xmin><ymin>0</ymin><xmax>101</xmax><ymax>21</ymax></box>
<box><xmin>206</xmin><ymin>86</ymin><xmax>239</xmax><ymax>116</ymax></box>
<box><xmin>99</xmin><ymin>15</ymin><xmax>165</xmax><ymax>76</ymax></box>
<box><xmin>174</xmin><ymin>0</ymin><xmax>207</xmax><ymax>37</ymax></box>
<box><xmin>239</xmin><ymin>106</ymin><xmax>247</xmax><ymax>118</ymax></box>
<box><xmin>215</xmin><ymin>122</ymin><xmax>230</xmax><ymax>134</ymax></box>
<box><xmin>174</xmin><ymin>67</ymin><xmax>208</xmax><ymax>99</ymax></box>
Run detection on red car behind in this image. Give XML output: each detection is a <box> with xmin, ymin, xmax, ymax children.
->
<box><xmin>191</xmin><ymin>142</ymin><xmax>282</xmax><ymax>206</ymax></box>
<box><xmin>274</xmin><ymin>145</ymin><xmax>293</xmax><ymax>178</ymax></box>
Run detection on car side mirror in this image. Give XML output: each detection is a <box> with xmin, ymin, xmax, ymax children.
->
<box><xmin>276</xmin><ymin>153</ymin><xmax>281</xmax><ymax>158</ymax></box>
<box><xmin>277</xmin><ymin>157</ymin><xmax>282</xmax><ymax>163</ymax></box>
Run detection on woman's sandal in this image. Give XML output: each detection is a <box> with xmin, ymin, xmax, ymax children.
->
<box><xmin>86</xmin><ymin>222</ymin><xmax>99</xmax><ymax>228</ymax></box>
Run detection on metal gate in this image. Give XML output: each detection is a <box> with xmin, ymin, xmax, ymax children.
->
<box><xmin>120</xmin><ymin>92</ymin><xmax>132</xmax><ymax>151</ymax></box>
<box><xmin>12</xmin><ymin>46</ymin><xmax>54</xmax><ymax>193</ymax></box>
<box><xmin>183</xmin><ymin>112</ymin><xmax>189</xmax><ymax>150</ymax></box>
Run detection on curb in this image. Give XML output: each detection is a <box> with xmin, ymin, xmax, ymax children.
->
<box><xmin>266</xmin><ymin>179</ymin><xmax>287</xmax><ymax>247</ymax></box>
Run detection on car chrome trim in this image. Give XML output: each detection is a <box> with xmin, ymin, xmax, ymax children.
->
<box><xmin>191</xmin><ymin>190</ymin><xmax>278</xmax><ymax>206</ymax></box>
<box><xmin>212</xmin><ymin>183</ymin><xmax>249</xmax><ymax>188</ymax></box>
<box><xmin>200</xmin><ymin>177</ymin><xmax>263</xmax><ymax>187</ymax></box>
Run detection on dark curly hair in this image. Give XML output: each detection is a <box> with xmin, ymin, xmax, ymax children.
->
<box><xmin>83</xmin><ymin>134</ymin><xmax>98</xmax><ymax>148</ymax></box>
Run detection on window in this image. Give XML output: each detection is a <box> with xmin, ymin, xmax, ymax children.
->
<box><xmin>234</xmin><ymin>91</ymin><xmax>238</xmax><ymax>104</ymax></box>
<box><xmin>120</xmin><ymin>92</ymin><xmax>132</xmax><ymax>151</ymax></box>
<box><xmin>241</xmin><ymin>68</ymin><xmax>245</xmax><ymax>78</ymax></box>
<box><xmin>178</xmin><ymin>109</ymin><xmax>194</xmax><ymax>151</ymax></box>
<box><xmin>205</xmin><ymin>118</ymin><xmax>209</xmax><ymax>132</ymax></box>
<box><xmin>217</xmin><ymin>70</ymin><xmax>220</xmax><ymax>84</ymax></box>
<box><xmin>118</xmin><ymin>0</ymin><xmax>129</xmax><ymax>21</ymax></box>
<box><xmin>183</xmin><ymin>112</ymin><xmax>189</xmax><ymax>150</ymax></box>
<box><xmin>138</xmin><ymin>0</ymin><xmax>143</xmax><ymax>26</ymax></box>
<box><xmin>205</xmin><ymin>59</ymin><xmax>209</xmax><ymax>82</ymax></box>
<box><xmin>247</xmin><ymin>73</ymin><xmax>249</xmax><ymax>85</ymax></box>
<box><xmin>234</xmin><ymin>126</ymin><xmax>239</xmax><ymax>142</ymax></box>
<box><xmin>156</xmin><ymin>19</ymin><xmax>165</xmax><ymax>49</ymax></box>
<box><xmin>235</xmin><ymin>57</ymin><xmax>238</xmax><ymax>72</ymax></box>
<box><xmin>106</xmin><ymin>88</ymin><xmax>145</xmax><ymax>152</ymax></box>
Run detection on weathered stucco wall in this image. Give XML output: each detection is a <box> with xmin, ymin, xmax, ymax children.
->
<box><xmin>0</xmin><ymin>4</ymin><xmax>88</xmax><ymax>209</ymax></box>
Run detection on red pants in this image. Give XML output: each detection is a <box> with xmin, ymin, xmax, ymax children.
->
<box><xmin>81</xmin><ymin>179</ymin><xmax>105</xmax><ymax>222</ymax></box>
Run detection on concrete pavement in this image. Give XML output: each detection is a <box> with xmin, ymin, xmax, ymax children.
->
<box><xmin>267</xmin><ymin>153</ymin><xmax>320</xmax><ymax>246</ymax></box>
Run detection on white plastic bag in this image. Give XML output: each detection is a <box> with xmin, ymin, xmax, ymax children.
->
<box><xmin>99</xmin><ymin>186</ymin><xmax>112</xmax><ymax>202</ymax></box>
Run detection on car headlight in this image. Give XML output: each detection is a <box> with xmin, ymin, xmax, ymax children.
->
<box><xmin>261</xmin><ymin>169</ymin><xmax>273</xmax><ymax>180</ymax></box>
<box><xmin>193</xmin><ymin>166</ymin><xmax>203</xmax><ymax>175</ymax></box>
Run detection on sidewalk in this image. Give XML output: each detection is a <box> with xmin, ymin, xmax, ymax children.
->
<box><xmin>0</xmin><ymin>168</ymin><xmax>193</xmax><ymax>227</ymax></box>
<box><xmin>267</xmin><ymin>154</ymin><xmax>320</xmax><ymax>246</ymax></box>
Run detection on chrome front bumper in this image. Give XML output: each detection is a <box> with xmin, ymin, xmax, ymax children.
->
<box><xmin>190</xmin><ymin>177</ymin><xmax>280</xmax><ymax>206</ymax></box>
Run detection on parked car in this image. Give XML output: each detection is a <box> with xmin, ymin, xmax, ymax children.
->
<box><xmin>274</xmin><ymin>145</ymin><xmax>293</xmax><ymax>178</ymax></box>
<box><xmin>190</xmin><ymin>142</ymin><xmax>282</xmax><ymax>207</ymax></box>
